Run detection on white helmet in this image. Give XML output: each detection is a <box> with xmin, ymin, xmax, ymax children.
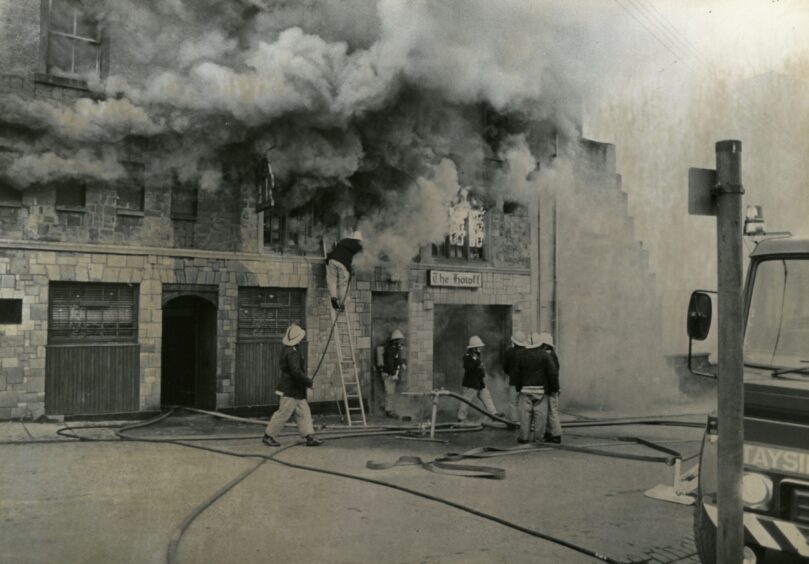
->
<box><xmin>282</xmin><ymin>323</ymin><xmax>306</xmax><ymax>346</ymax></box>
<box><xmin>524</xmin><ymin>332</ymin><xmax>542</xmax><ymax>349</ymax></box>
<box><xmin>391</xmin><ymin>329</ymin><xmax>404</xmax><ymax>340</ymax></box>
<box><xmin>511</xmin><ymin>331</ymin><xmax>526</xmax><ymax>346</ymax></box>
<box><xmin>351</xmin><ymin>230</ymin><xmax>363</xmax><ymax>241</ymax></box>
<box><xmin>467</xmin><ymin>336</ymin><xmax>484</xmax><ymax>349</ymax></box>
<box><xmin>537</xmin><ymin>332</ymin><xmax>555</xmax><ymax>348</ymax></box>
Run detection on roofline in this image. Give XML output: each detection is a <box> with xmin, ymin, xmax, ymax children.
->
<box><xmin>750</xmin><ymin>237</ymin><xmax>809</xmax><ymax>258</ymax></box>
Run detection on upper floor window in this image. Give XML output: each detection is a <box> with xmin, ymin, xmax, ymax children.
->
<box><xmin>432</xmin><ymin>190</ymin><xmax>486</xmax><ymax>261</ymax></box>
<box><xmin>117</xmin><ymin>162</ymin><xmax>145</xmax><ymax>213</ymax></box>
<box><xmin>264</xmin><ymin>204</ymin><xmax>315</xmax><ymax>254</ymax></box>
<box><xmin>171</xmin><ymin>177</ymin><xmax>198</xmax><ymax>219</ymax></box>
<box><xmin>55</xmin><ymin>181</ymin><xmax>86</xmax><ymax>209</ymax></box>
<box><xmin>42</xmin><ymin>0</ymin><xmax>102</xmax><ymax>80</ymax></box>
<box><xmin>0</xmin><ymin>180</ymin><xmax>23</xmax><ymax>207</ymax></box>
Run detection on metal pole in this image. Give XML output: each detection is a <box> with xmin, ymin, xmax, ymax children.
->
<box><xmin>714</xmin><ymin>139</ymin><xmax>745</xmax><ymax>564</ymax></box>
<box><xmin>430</xmin><ymin>392</ymin><xmax>439</xmax><ymax>439</ymax></box>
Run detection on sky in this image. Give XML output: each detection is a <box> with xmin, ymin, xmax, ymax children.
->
<box><xmin>582</xmin><ymin>0</ymin><xmax>809</xmax><ymax>353</ymax></box>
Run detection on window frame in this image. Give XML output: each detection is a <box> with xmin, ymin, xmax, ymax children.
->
<box><xmin>0</xmin><ymin>180</ymin><xmax>23</xmax><ymax>209</ymax></box>
<box><xmin>39</xmin><ymin>0</ymin><xmax>107</xmax><ymax>84</ymax></box>
<box><xmin>116</xmin><ymin>161</ymin><xmax>146</xmax><ymax>215</ymax></box>
<box><xmin>432</xmin><ymin>199</ymin><xmax>488</xmax><ymax>262</ymax></box>
<box><xmin>54</xmin><ymin>181</ymin><xmax>87</xmax><ymax>211</ymax></box>
<box><xmin>170</xmin><ymin>176</ymin><xmax>199</xmax><ymax>220</ymax></box>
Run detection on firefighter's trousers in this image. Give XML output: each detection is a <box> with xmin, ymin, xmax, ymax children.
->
<box><xmin>382</xmin><ymin>373</ymin><xmax>398</xmax><ymax>413</ymax></box>
<box><xmin>326</xmin><ymin>259</ymin><xmax>351</xmax><ymax>303</ymax></box>
<box><xmin>518</xmin><ymin>392</ymin><xmax>548</xmax><ymax>441</ymax></box>
<box><xmin>546</xmin><ymin>392</ymin><xmax>562</xmax><ymax>438</ymax></box>
<box><xmin>457</xmin><ymin>386</ymin><xmax>497</xmax><ymax>421</ymax></box>
<box><xmin>265</xmin><ymin>395</ymin><xmax>315</xmax><ymax>439</ymax></box>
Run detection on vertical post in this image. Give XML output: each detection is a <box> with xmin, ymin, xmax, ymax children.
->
<box><xmin>430</xmin><ymin>392</ymin><xmax>439</xmax><ymax>439</ymax></box>
<box><xmin>714</xmin><ymin>140</ymin><xmax>745</xmax><ymax>563</ymax></box>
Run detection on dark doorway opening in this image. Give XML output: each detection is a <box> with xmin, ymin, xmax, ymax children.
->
<box><xmin>371</xmin><ymin>292</ymin><xmax>409</xmax><ymax>415</ymax></box>
<box><xmin>432</xmin><ymin>305</ymin><xmax>511</xmax><ymax>414</ymax></box>
<box><xmin>161</xmin><ymin>295</ymin><xmax>217</xmax><ymax>409</ymax></box>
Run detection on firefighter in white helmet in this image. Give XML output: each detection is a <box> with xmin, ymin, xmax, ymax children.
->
<box><xmin>537</xmin><ymin>332</ymin><xmax>562</xmax><ymax>443</ymax></box>
<box><xmin>325</xmin><ymin>230</ymin><xmax>363</xmax><ymax>311</ymax></box>
<box><xmin>457</xmin><ymin>335</ymin><xmax>499</xmax><ymax>421</ymax></box>
<box><xmin>381</xmin><ymin>328</ymin><xmax>407</xmax><ymax>417</ymax></box>
<box><xmin>503</xmin><ymin>330</ymin><xmax>527</xmax><ymax>422</ymax></box>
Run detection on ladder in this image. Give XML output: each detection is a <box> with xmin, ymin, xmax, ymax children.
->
<box><xmin>323</xmin><ymin>239</ymin><xmax>366</xmax><ymax>427</ymax></box>
<box><xmin>329</xmin><ymin>304</ymin><xmax>367</xmax><ymax>426</ymax></box>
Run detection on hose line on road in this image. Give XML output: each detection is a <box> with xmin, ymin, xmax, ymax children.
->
<box><xmin>97</xmin><ymin>409</ymin><xmax>627</xmax><ymax>564</ymax></box>
<box><xmin>3</xmin><ymin>408</ymin><xmax>705</xmax><ymax>563</ymax></box>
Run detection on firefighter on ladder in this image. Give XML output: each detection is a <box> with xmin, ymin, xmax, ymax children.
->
<box><xmin>325</xmin><ymin>231</ymin><xmax>363</xmax><ymax>311</ymax></box>
<box><xmin>380</xmin><ymin>329</ymin><xmax>406</xmax><ymax>418</ymax></box>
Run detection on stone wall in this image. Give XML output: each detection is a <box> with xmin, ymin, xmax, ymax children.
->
<box><xmin>0</xmin><ymin>242</ymin><xmax>533</xmax><ymax>419</ymax></box>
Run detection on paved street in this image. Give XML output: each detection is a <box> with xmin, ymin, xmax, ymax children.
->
<box><xmin>0</xmin><ymin>407</ymin><xmax>724</xmax><ymax>564</ymax></box>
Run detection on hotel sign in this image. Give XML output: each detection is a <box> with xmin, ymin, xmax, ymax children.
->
<box><xmin>428</xmin><ymin>270</ymin><xmax>482</xmax><ymax>288</ymax></box>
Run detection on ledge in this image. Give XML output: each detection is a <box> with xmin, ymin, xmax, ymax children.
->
<box><xmin>55</xmin><ymin>206</ymin><xmax>87</xmax><ymax>214</ymax></box>
<box><xmin>116</xmin><ymin>209</ymin><xmax>144</xmax><ymax>218</ymax></box>
<box><xmin>0</xmin><ymin>201</ymin><xmax>23</xmax><ymax>209</ymax></box>
<box><xmin>34</xmin><ymin>73</ymin><xmax>91</xmax><ymax>92</ymax></box>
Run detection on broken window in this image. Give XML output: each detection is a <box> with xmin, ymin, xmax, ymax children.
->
<box><xmin>433</xmin><ymin>190</ymin><xmax>486</xmax><ymax>261</ymax></box>
<box><xmin>263</xmin><ymin>203</ymin><xmax>315</xmax><ymax>253</ymax></box>
<box><xmin>43</xmin><ymin>0</ymin><xmax>102</xmax><ymax>79</ymax></box>
<box><xmin>117</xmin><ymin>162</ymin><xmax>145</xmax><ymax>212</ymax></box>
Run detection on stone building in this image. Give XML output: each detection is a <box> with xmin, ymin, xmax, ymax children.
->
<box><xmin>0</xmin><ymin>0</ymin><xmax>664</xmax><ymax>420</ymax></box>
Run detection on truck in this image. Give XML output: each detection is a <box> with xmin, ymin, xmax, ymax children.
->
<box><xmin>688</xmin><ymin>236</ymin><xmax>809</xmax><ymax>562</ymax></box>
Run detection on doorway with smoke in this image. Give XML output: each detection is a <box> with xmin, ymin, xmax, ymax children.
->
<box><xmin>432</xmin><ymin>304</ymin><xmax>511</xmax><ymax>416</ymax></box>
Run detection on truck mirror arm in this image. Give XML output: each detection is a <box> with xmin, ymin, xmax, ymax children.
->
<box><xmin>688</xmin><ymin>337</ymin><xmax>717</xmax><ymax>379</ymax></box>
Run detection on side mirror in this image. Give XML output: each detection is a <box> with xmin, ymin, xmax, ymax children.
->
<box><xmin>687</xmin><ymin>291</ymin><xmax>713</xmax><ymax>341</ymax></box>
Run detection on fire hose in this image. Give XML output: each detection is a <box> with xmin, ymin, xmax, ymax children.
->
<box><xmin>41</xmin><ymin>406</ymin><xmax>705</xmax><ymax>564</ymax></box>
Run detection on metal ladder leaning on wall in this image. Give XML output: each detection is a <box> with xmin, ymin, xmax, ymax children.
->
<box><xmin>328</xmin><ymin>304</ymin><xmax>367</xmax><ymax>426</ymax></box>
<box><xmin>323</xmin><ymin>240</ymin><xmax>367</xmax><ymax>427</ymax></box>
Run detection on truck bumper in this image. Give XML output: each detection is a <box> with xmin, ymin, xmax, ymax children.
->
<box><xmin>703</xmin><ymin>502</ymin><xmax>809</xmax><ymax>557</ymax></box>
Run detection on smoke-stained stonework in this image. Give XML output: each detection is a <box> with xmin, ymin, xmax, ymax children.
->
<box><xmin>0</xmin><ymin>0</ymin><xmax>674</xmax><ymax>420</ymax></box>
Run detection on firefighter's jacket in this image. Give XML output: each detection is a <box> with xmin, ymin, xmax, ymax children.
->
<box><xmin>383</xmin><ymin>341</ymin><xmax>405</xmax><ymax>376</ymax></box>
<box><xmin>326</xmin><ymin>238</ymin><xmax>363</xmax><ymax>273</ymax></box>
<box><xmin>503</xmin><ymin>345</ymin><xmax>524</xmax><ymax>387</ymax></box>
<box><xmin>462</xmin><ymin>351</ymin><xmax>486</xmax><ymax>390</ymax></box>
<box><xmin>514</xmin><ymin>347</ymin><xmax>559</xmax><ymax>394</ymax></box>
<box><xmin>276</xmin><ymin>345</ymin><xmax>311</xmax><ymax>400</ymax></box>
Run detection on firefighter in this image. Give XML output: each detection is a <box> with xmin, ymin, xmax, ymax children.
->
<box><xmin>457</xmin><ymin>336</ymin><xmax>499</xmax><ymax>421</ymax></box>
<box><xmin>381</xmin><ymin>329</ymin><xmax>406</xmax><ymax>417</ymax></box>
<box><xmin>262</xmin><ymin>323</ymin><xmax>323</xmax><ymax>447</ymax></box>
<box><xmin>514</xmin><ymin>332</ymin><xmax>558</xmax><ymax>443</ymax></box>
<box><xmin>325</xmin><ymin>231</ymin><xmax>363</xmax><ymax>311</ymax></box>
<box><xmin>538</xmin><ymin>332</ymin><xmax>562</xmax><ymax>443</ymax></box>
<box><xmin>503</xmin><ymin>330</ymin><xmax>526</xmax><ymax>422</ymax></box>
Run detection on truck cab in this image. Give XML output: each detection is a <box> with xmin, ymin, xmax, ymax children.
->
<box><xmin>692</xmin><ymin>238</ymin><xmax>809</xmax><ymax>562</ymax></box>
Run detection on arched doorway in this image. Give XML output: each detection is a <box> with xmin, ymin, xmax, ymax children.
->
<box><xmin>161</xmin><ymin>295</ymin><xmax>217</xmax><ymax>409</ymax></box>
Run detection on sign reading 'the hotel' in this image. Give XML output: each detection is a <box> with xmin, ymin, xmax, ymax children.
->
<box><xmin>428</xmin><ymin>270</ymin><xmax>482</xmax><ymax>288</ymax></box>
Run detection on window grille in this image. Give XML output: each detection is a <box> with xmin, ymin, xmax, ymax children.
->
<box><xmin>48</xmin><ymin>282</ymin><xmax>138</xmax><ymax>343</ymax></box>
<box><xmin>237</xmin><ymin>288</ymin><xmax>305</xmax><ymax>341</ymax></box>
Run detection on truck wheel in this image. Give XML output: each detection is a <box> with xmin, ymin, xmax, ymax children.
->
<box><xmin>693</xmin><ymin>499</ymin><xmax>716</xmax><ymax>564</ymax></box>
